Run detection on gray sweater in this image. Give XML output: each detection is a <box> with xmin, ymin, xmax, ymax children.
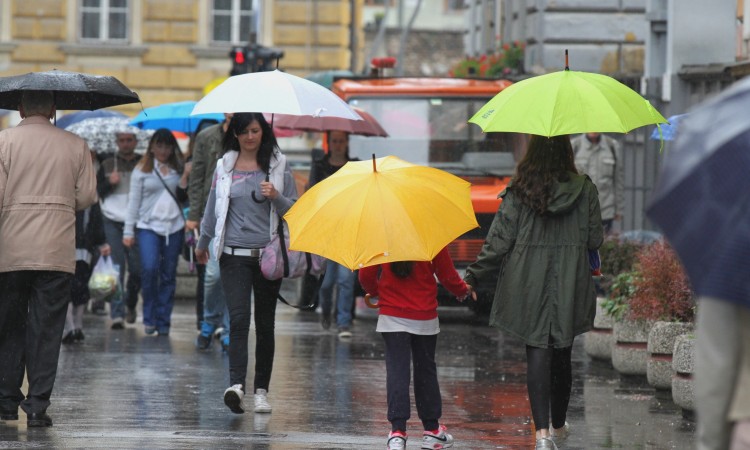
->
<box><xmin>124</xmin><ymin>166</ymin><xmax>182</xmax><ymax>238</ymax></box>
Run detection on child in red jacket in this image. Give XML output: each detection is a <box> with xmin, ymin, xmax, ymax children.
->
<box><xmin>358</xmin><ymin>248</ymin><xmax>470</xmax><ymax>450</ymax></box>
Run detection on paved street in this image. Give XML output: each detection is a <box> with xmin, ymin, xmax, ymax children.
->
<box><xmin>0</xmin><ymin>282</ymin><xmax>695</xmax><ymax>449</ymax></box>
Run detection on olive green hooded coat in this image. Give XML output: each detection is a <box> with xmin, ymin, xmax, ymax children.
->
<box><xmin>465</xmin><ymin>173</ymin><xmax>603</xmax><ymax>348</ymax></box>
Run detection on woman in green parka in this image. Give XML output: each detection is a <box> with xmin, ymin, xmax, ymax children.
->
<box><xmin>464</xmin><ymin>135</ymin><xmax>603</xmax><ymax>450</ymax></box>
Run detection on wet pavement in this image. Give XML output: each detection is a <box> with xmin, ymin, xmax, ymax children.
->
<box><xmin>0</xmin><ymin>282</ymin><xmax>695</xmax><ymax>449</ymax></box>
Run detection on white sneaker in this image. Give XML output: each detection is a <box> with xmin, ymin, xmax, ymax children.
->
<box><xmin>254</xmin><ymin>388</ymin><xmax>272</xmax><ymax>413</ymax></box>
<box><xmin>387</xmin><ymin>431</ymin><xmax>407</xmax><ymax>450</ymax></box>
<box><xmin>223</xmin><ymin>384</ymin><xmax>244</xmax><ymax>414</ymax></box>
<box><xmin>551</xmin><ymin>422</ymin><xmax>570</xmax><ymax>443</ymax></box>
<box><xmin>422</xmin><ymin>425</ymin><xmax>454</xmax><ymax>449</ymax></box>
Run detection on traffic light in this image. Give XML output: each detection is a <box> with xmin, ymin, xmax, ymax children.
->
<box><xmin>229</xmin><ymin>45</ymin><xmax>284</xmax><ymax>76</ymax></box>
<box><xmin>229</xmin><ymin>46</ymin><xmax>248</xmax><ymax>76</ymax></box>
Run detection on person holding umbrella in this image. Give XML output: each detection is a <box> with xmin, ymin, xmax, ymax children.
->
<box><xmin>0</xmin><ymin>90</ymin><xmax>97</xmax><ymax>427</ymax></box>
<box><xmin>194</xmin><ymin>112</ymin><xmax>298</xmax><ymax>415</ymax></box>
<box><xmin>464</xmin><ymin>135</ymin><xmax>603</xmax><ymax>450</ymax></box>
<box><xmin>97</xmin><ymin>128</ymin><xmax>143</xmax><ymax>326</ymax></box>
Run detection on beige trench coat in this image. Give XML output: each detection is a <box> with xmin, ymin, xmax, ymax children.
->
<box><xmin>0</xmin><ymin>115</ymin><xmax>97</xmax><ymax>274</ymax></box>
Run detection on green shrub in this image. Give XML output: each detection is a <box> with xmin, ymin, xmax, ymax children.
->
<box><xmin>598</xmin><ymin>236</ymin><xmax>643</xmax><ymax>296</ymax></box>
<box><xmin>601</xmin><ymin>271</ymin><xmax>639</xmax><ymax>321</ymax></box>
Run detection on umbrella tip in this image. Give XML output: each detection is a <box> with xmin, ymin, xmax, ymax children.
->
<box><xmin>372</xmin><ymin>153</ymin><xmax>377</xmax><ymax>172</ymax></box>
<box><xmin>564</xmin><ymin>49</ymin><xmax>569</xmax><ymax>71</ymax></box>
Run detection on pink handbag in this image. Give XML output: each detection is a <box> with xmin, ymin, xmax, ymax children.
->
<box><xmin>261</xmin><ymin>219</ymin><xmax>326</xmax><ymax>280</ymax></box>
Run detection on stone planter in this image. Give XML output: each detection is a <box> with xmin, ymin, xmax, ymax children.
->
<box><xmin>672</xmin><ymin>334</ymin><xmax>695</xmax><ymax>412</ymax></box>
<box><xmin>612</xmin><ymin>319</ymin><xmax>654</xmax><ymax>376</ymax></box>
<box><xmin>647</xmin><ymin>321</ymin><xmax>694</xmax><ymax>390</ymax></box>
<box><xmin>584</xmin><ymin>297</ymin><xmax>614</xmax><ymax>362</ymax></box>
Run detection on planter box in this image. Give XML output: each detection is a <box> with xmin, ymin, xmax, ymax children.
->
<box><xmin>647</xmin><ymin>322</ymin><xmax>694</xmax><ymax>390</ymax></box>
<box><xmin>584</xmin><ymin>297</ymin><xmax>614</xmax><ymax>361</ymax></box>
<box><xmin>672</xmin><ymin>334</ymin><xmax>695</xmax><ymax>412</ymax></box>
<box><xmin>612</xmin><ymin>319</ymin><xmax>653</xmax><ymax>376</ymax></box>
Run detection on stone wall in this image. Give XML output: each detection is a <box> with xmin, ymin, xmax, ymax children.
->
<box><xmin>364</xmin><ymin>28</ymin><xmax>465</xmax><ymax>76</ymax></box>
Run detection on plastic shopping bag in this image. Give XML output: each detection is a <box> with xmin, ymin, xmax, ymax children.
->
<box><xmin>88</xmin><ymin>256</ymin><xmax>121</xmax><ymax>302</ymax></box>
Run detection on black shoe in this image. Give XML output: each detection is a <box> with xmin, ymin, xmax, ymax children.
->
<box><xmin>111</xmin><ymin>319</ymin><xmax>125</xmax><ymax>330</ymax></box>
<box><xmin>0</xmin><ymin>411</ymin><xmax>18</xmax><ymax>421</ymax></box>
<box><xmin>125</xmin><ymin>307</ymin><xmax>136</xmax><ymax>324</ymax></box>
<box><xmin>73</xmin><ymin>329</ymin><xmax>85</xmax><ymax>342</ymax></box>
<box><xmin>61</xmin><ymin>330</ymin><xmax>76</xmax><ymax>344</ymax></box>
<box><xmin>195</xmin><ymin>333</ymin><xmax>212</xmax><ymax>350</ymax></box>
<box><xmin>27</xmin><ymin>412</ymin><xmax>52</xmax><ymax>427</ymax></box>
<box><xmin>321</xmin><ymin>315</ymin><xmax>331</xmax><ymax>330</ymax></box>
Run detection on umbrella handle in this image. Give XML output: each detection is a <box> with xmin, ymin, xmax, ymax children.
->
<box><xmin>251</xmin><ymin>172</ymin><xmax>271</xmax><ymax>204</ymax></box>
<box><xmin>364</xmin><ymin>294</ymin><xmax>379</xmax><ymax>309</ymax></box>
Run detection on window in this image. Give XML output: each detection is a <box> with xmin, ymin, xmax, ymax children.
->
<box><xmin>81</xmin><ymin>0</ymin><xmax>129</xmax><ymax>41</ymax></box>
<box><xmin>212</xmin><ymin>0</ymin><xmax>259</xmax><ymax>44</ymax></box>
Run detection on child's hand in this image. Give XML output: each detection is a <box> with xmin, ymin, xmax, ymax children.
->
<box><xmin>460</xmin><ymin>284</ymin><xmax>477</xmax><ymax>302</ymax></box>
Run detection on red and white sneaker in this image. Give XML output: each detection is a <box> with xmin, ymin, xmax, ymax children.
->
<box><xmin>387</xmin><ymin>430</ymin><xmax>407</xmax><ymax>450</ymax></box>
<box><xmin>421</xmin><ymin>425</ymin><xmax>454</xmax><ymax>449</ymax></box>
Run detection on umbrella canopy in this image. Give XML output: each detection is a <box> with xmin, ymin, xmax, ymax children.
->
<box><xmin>646</xmin><ymin>77</ymin><xmax>750</xmax><ymax>308</ymax></box>
<box><xmin>0</xmin><ymin>70</ymin><xmax>140</xmax><ymax>110</ymax></box>
<box><xmin>131</xmin><ymin>101</ymin><xmax>225</xmax><ymax>133</ymax></box>
<box><xmin>469</xmin><ymin>69</ymin><xmax>667</xmax><ymax>137</ymax></box>
<box><xmin>56</xmin><ymin>109</ymin><xmax>127</xmax><ymax>129</ymax></box>
<box><xmin>272</xmin><ymin>107</ymin><xmax>388</xmax><ymax>137</ymax></box>
<box><xmin>649</xmin><ymin>114</ymin><xmax>688</xmax><ymax>141</ymax></box>
<box><xmin>66</xmin><ymin>117</ymin><xmax>153</xmax><ymax>154</ymax></box>
<box><xmin>191</xmin><ymin>70</ymin><xmax>362</xmax><ymax>120</ymax></box>
<box><xmin>284</xmin><ymin>155</ymin><xmax>479</xmax><ymax>270</ymax></box>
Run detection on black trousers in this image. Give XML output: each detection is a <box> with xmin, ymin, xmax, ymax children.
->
<box><xmin>219</xmin><ymin>254</ymin><xmax>281</xmax><ymax>392</ymax></box>
<box><xmin>382</xmin><ymin>332</ymin><xmax>441</xmax><ymax>433</ymax></box>
<box><xmin>0</xmin><ymin>271</ymin><xmax>72</xmax><ymax>415</ymax></box>
<box><xmin>525</xmin><ymin>344</ymin><xmax>573</xmax><ymax>431</ymax></box>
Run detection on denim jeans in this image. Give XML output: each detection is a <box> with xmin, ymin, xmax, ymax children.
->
<box><xmin>219</xmin><ymin>253</ymin><xmax>281</xmax><ymax>391</ymax></box>
<box><xmin>103</xmin><ymin>217</ymin><xmax>141</xmax><ymax>319</ymax></box>
<box><xmin>202</xmin><ymin>240</ymin><xmax>229</xmax><ymax>338</ymax></box>
<box><xmin>319</xmin><ymin>261</ymin><xmax>355</xmax><ymax>328</ymax></box>
<box><xmin>136</xmin><ymin>228</ymin><xmax>183</xmax><ymax>333</ymax></box>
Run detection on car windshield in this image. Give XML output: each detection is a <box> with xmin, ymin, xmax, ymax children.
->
<box><xmin>348</xmin><ymin>97</ymin><xmax>524</xmax><ymax>175</ymax></box>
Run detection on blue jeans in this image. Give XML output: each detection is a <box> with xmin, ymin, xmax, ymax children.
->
<box><xmin>104</xmin><ymin>217</ymin><xmax>141</xmax><ymax>320</ymax></box>
<box><xmin>137</xmin><ymin>228</ymin><xmax>183</xmax><ymax>333</ymax></box>
<box><xmin>319</xmin><ymin>261</ymin><xmax>355</xmax><ymax>328</ymax></box>
<box><xmin>202</xmin><ymin>241</ymin><xmax>229</xmax><ymax>338</ymax></box>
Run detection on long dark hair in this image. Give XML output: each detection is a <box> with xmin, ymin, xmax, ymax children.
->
<box><xmin>138</xmin><ymin>128</ymin><xmax>183</xmax><ymax>174</ymax></box>
<box><xmin>508</xmin><ymin>135</ymin><xmax>578</xmax><ymax>215</ymax></box>
<box><xmin>222</xmin><ymin>112</ymin><xmax>279</xmax><ymax>174</ymax></box>
<box><xmin>390</xmin><ymin>261</ymin><xmax>414</xmax><ymax>278</ymax></box>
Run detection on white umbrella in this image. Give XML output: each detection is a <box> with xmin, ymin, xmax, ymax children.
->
<box><xmin>65</xmin><ymin>117</ymin><xmax>153</xmax><ymax>155</ymax></box>
<box><xmin>191</xmin><ymin>70</ymin><xmax>362</xmax><ymax>120</ymax></box>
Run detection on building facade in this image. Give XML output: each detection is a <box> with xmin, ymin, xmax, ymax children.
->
<box><xmin>0</xmin><ymin>0</ymin><xmax>359</xmax><ymax>115</ymax></box>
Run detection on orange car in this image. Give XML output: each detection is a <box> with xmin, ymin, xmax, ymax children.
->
<box><xmin>331</xmin><ymin>76</ymin><xmax>527</xmax><ymax>314</ymax></box>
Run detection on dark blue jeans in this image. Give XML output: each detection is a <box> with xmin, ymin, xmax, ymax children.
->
<box><xmin>136</xmin><ymin>228</ymin><xmax>183</xmax><ymax>333</ymax></box>
<box><xmin>219</xmin><ymin>253</ymin><xmax>281</xmax><ymax>392</ymax></box>
<box><xmin>103</xmin><ymin>217</ymin><xmax>141</xmax><ymax>319</ymax></box>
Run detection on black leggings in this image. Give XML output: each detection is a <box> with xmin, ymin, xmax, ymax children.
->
<box><xmin>526</xmin><ymin>344</ymin><xmax>573</xmax><ymax>431</ymax></box>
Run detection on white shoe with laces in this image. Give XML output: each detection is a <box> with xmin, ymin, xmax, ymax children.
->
<box><xmin>223</xmin><ymin>384</ymin><xmax>244</xmax><ymax>414</ymax></box>
<box><xmin>421</xmin><ymin>424</ymin><xmax>454</xmax><ymax>449</ymax></box>
<box><xmin>387</xmin><ymin>431</ymin><xmax>407</xmax><ymax>450</ymax></box>
<box><xmin>254</xmin><ymin>388</ymin><xmax>272</xmax><ymax>413</ymax></box>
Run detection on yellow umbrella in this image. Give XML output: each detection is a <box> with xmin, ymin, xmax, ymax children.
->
<box><xmin>203</xmin><ymin>77</ymin><xmax>227</xmax><ymax>96</ymax></box>
<box><xmin>284</xmin><ymin>155</ymin><xmax>479</xmax><ymax>270</ymax></box>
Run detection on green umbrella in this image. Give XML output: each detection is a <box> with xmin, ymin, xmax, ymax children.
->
<box><xmin>469</xmin><ymin>68</ymin><xmax>668</xmax><ymax>137</ymax></box>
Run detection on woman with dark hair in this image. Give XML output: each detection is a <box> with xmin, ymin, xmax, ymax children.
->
<box><xmin>123</xmin><ymin>128</ymin><xmax>186</xmax><ymax>336</ymax></box>
<box><xmin>195</xmin><ymin>112</ymin><xmax>298</xmax><ymax>415</ymax></box>
<box><xmin>464</xmin><ymin>135</ymin><xmax>603</xmax><ymax>450</ymax></box>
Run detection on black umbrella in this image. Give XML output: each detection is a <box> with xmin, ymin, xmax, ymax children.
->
<box><xmin>646</xmin><ymin>76</ymin><xmax>750</xmax><ymax>308</ymax></box>
<box><xmin>0</xmin><ymin>69</ymin><xmax>140</xmax><ymax>110</ymax></box>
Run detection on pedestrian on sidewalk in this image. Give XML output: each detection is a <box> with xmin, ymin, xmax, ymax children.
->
<box><xmin>195</xmin><ymin>113</ymin><xmax>298</xmax><ymax>415</ymax></box>
<box><xmin>0</xmin><ymin>90</ymin><xmax>97</xmax><ymax>427</ymax></box>
<box><xmin>123</xmin><ymin>129</ymin><xmax>186</xmax><ymax>336</ymax></box>
<box><xmin>309</xmin><ymin>131</ymin><xmax>359</xmax><ymax>337</ymax></box>
<box><xmin>97</xmin><ymin>128</ymin><xmax>143</xmax><ymax>325</ymax></box>
<box><xmin>464</xmin><ymin>135</ymin><xmax>603</xmax><ymax>450</ymax></box>
<box><xmin>358</xmin><ymin>249</ymin><xmax>469</xmax><ymax>450</ymax></box>
<box><xmin>187</xmin><ymin>116</ymin><xmax>231</xmax><ymax>351</ymax></box>
<box><xmin>63</xmin><ymin>175</ymin><xmax>110</xmax><ymax>344</ymax></box>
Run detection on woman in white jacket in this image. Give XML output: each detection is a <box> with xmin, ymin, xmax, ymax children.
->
<box><xmin>195</xmin><ymin>113</ymin><xmax>297</xmax><ymax>415</ymax></box>
<box><xmin>123</xmin><ymin>129</ymin><xmax>185</xmax><ymax>336</ymax></box>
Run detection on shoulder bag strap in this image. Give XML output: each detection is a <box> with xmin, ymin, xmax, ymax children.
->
<box><xmin>154</xmin><ymin>168</ymin><xmax>185</xmax><ymax>222</ymax></box>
